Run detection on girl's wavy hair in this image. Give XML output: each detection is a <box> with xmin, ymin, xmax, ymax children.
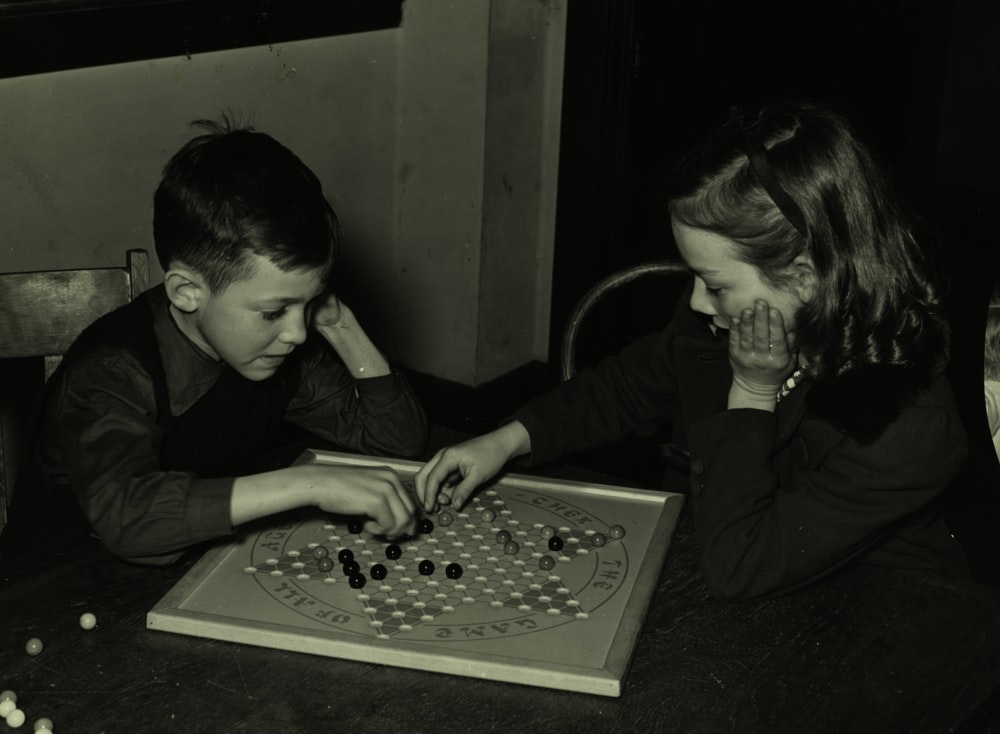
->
<box><xmin>153</xmin><ymin>114</ymin><xmax>338</xmax><ymax>293</ymax></box>
<box><xmin>668</xmin><ymin>101</ymin><xmax>949</xmax><ymax>383</ymax></box>
<box><xmin>985</xmin><ymin>286</ymin><xmax>1000</xmax><ymax>381</ymax></box>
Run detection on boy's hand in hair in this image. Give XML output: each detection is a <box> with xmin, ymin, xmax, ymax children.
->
<box><xmin>309</xmin><ymin>291</ymin><xmax>345</xmax><ymax>329</ymax></box>
<box><xmin>309</xmin><ymin>293</ymin><xmax>392</xmax><ymax>379</ymax></box>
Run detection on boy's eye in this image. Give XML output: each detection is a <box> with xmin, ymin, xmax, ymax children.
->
<box><xmin>261</xmin><ymin>307</ymin><xmax>288</xmax><ymax>322</ymax></box>
<box><xmin>705</xmin><ymin>286</ymin><xmax>723</xmax><ymax>296</ymax></box>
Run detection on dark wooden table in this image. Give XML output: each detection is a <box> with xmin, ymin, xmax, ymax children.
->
<box><xmin>2</xmin><ymin>458</ymin><xmax>999</xmax><ymax>733</ymax></box>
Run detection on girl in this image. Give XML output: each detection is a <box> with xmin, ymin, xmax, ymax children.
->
<box><xmin>415</xmin><ymin>101</ymin><xmax>968</xmax><ymax>600</ymax></box>
<box><xmin>984</xmin><ymin>289</ymin><xmax>1000</xmax><ymax>461</ymax></box>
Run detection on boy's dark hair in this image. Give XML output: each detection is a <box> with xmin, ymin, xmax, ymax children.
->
<box><xmin>153</xmin><ymin>116</ymin><xmax>339</xmax><ymax>293</ymax></box>
<box><xmin>668</xmin><ymin>101</ymin><xmax>949</xmax><ymax>384</ymax></box>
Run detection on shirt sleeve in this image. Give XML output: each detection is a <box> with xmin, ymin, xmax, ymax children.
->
<box><xmin>43</xmin><ymin>349</ymin><xmax>235</xmax><ymax>565</ymax></box>
<box><xmin>285</xmin><ymin>345</ymin><xmax>428</xmax><ymax>459</ymax></box>
<box><xmin>686</xmin><ymin>382</ymin><xmax>967</xmax><ymax>600</ymax></box>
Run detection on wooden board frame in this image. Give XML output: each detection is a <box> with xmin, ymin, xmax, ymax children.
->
<box><xmin>148</xmin><ymin>450</ymin><xmax>684</xmax><ymax>697</ymax></box>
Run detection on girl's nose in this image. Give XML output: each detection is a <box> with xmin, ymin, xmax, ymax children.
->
<box><xmin>689</xmin><ymin>278</ymin><xmax>717</xmax><ymax>317</ymax></box>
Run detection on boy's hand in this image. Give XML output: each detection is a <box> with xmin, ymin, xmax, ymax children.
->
<box><xmin>309</xmin><ymin>464</ymin><xmax>417</xmax><ymax>538</ymax></box>
<box><xmin>728</xmin><ymin>300</ymin><xmax>797</xmax><ymax>408</ymax></box>
<box><xmin>309</xmin><ymin>292</ymin><xmax>392</xmax><ymax>379</ymax></box>
<box><xmin>415</xmin><ymin>423</ymin><xmax>530</xmax><ymax>512</ymax></box>
<box><xmin>309</xmin><ymin>292</ymin><xmax>346</xmax><ymax>329</ymax></box>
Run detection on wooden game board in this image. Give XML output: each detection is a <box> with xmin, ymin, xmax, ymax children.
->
<box><xmin>147</xmin><ymin>450</ymin><xmax>684</xmax><ymax>697</ymax></box>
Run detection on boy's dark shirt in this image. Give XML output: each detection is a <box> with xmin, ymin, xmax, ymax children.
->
<box><xmin>4</xmin><ymin>285</ymin><xmax>427</xmax><ymax>565</ymax></box>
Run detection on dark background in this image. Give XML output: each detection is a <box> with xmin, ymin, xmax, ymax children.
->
<box><xmin>549</xmin><ymin>0</ymin><xmax>1000</xmax><ymax>581</ymax></box>
<box><xmin>551</xmin><ymin>0</ymin><xmax>996</xmax><ymax>366</ymax></box>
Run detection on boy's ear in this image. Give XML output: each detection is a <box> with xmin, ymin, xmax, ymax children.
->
<box><xmin>163</xmin><ymin>266</ymin><xmax>207</xmax><ymax>314</ymax></box>
<box><xmin>789</xmin><ymin>254</ymin><xmax>817</xmax><ymax>303</ymax></box>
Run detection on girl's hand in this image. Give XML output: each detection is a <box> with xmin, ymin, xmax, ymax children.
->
<box><xmin>728</xmin><ymin>299</ymin><xmax>797</xmax><ymax>408</ymax></box>
<box><xmin>414</xmin><ymin>423</ymin><xmax>531</xmax><ymax>512</ymax></box>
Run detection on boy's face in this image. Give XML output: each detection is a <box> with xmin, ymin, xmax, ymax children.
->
<box><xmin>179</xmin><ymin>254</ymin><xmax>327</xmax><ymax>381</ymax></box>
<box><xmin>671</xmin><ymin>218</ymin><xmax>810</xmax><ymax>337</ymax></box>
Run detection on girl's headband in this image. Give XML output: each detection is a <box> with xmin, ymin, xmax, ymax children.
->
<box><xmin>730</xmin><ymin>107</ymin><xmax>807</xmax><ymax>236</ymax></box>
<box><xmin>741</xmin><ymin>137</ymin><xmax>808</xmax><ymax>236</ymax></box>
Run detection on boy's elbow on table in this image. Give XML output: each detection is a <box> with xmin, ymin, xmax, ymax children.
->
<box><xmin>91</xmin><ymin>508</ymin><xmax>215</xmax><ymax>566</ymax></box>
<box><xmin>364</xmin><ymin>427</ymin><xmax>427</xmax><ymax>461</ymax></box>
<box><xmin>397</xmin><ymin>426</ymin><xmax>429</xmax><ymax>460</ymax></box>
<box><xmin>100</xmin><ymin>532</ymin><xmax>188</xmax><ymax>566</ymax></box>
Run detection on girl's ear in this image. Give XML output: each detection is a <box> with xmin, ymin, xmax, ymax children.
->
<box><xmin>790</xmin><ymin>254</ymin><xmax>817</xmax><ymax>303</ymax></box>
<box><xmin>163</xmin><ymin>266</ymin><xmax>207</xmax><ymax>314</ymax></box>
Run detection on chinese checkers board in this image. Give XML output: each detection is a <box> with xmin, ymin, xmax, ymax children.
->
<box><xmin>147</xmin><ymin>450</ymin><xmax>684</xmax><ymax>697</ymax></box>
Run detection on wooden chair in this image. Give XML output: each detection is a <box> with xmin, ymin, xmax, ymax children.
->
<box><xmin>0</xmin><ymin>249</ymin><xmax>150</xmax><ymax>531</ymax></box>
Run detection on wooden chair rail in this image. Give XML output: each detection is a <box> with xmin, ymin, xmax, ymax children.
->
<box><xmin>559</xmin><ymin>260</ymin><xmax>689</xmax><ymax>382</ymax></box>
<box><xmin>0</xmin><ymin>248</ymin><xmax>150</xmax><ymax>529</ymax></box>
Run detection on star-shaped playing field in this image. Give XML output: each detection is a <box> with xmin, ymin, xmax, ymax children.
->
<box><xmin>245</xmin><ymin>487</ymin><xmax>624</xmax><ymax>638</ymax></box>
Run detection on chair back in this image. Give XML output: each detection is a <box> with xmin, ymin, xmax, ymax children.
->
<box><xmin>558</xmin><ymin>260</ymin><xmax>691</xmax><ymax>487</ymax></box>
<box><xmin>0</xmin><ymin>249</ymin><xmax>149</xmax><ymax>379</ymax></box>
<box><xmin>0</xmin><ymin>249</ymin><xmax>150</xmax><ymax>529</ymax></box>
<box><xmin>560</xmin><ymin>260</ymin><xmax>689</xmax><ymax>381</ymax></box>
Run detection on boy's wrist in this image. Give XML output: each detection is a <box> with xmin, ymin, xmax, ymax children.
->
<box><xmin>283</xmin><ymin>464</ymin><xmax>323</xmax><ymax>506</ymax></box>
<box><xmin>314</xmin><ymin>309</ymin><xmax>391</xmax><ymax>378</ymax></box>
<box><xmin>315</xmin><ymin>306</ymin><xmax>359</xmax><ymax>342</ymax></box>
<box><xmin>231</xmin><ymin>465</ymin><xmax>318</xmax><ymax>526</ymax></box>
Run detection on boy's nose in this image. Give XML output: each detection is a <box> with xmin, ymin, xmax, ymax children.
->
<box><xmin>280</xmin><ymin>314</ymin><xmax>309</xmax><ymax>345</ymax></box>
<box><xmin>689</xmin><ymin>279</ymin><xmax>717</xmax><ymax>317</ymax></box>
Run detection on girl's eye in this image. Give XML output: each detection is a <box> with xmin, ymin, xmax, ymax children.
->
<box><xmin>706</xmin><ymin>286</ymin><xmax>723</xmax><ymax>297</ymax></box>
<box><xmin>261</xmin><ymin>308</ymin><xmax>288</xmax><ymax>322</ymax></box>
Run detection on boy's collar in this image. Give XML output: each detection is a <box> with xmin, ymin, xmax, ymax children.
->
<box><xmin>150</xmin><ymin>286</ymin><xmax>225</xmax><ymax>416</ymax></box>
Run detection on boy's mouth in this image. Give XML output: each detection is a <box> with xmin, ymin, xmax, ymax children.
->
<box><xmin>258</xmin><ymin>353</ymin><xmax>290</xmax><ymax>365</ymax></box>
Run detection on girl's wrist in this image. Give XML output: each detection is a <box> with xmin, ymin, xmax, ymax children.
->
<box><xmin>728</xmin><ymin>380</ymin><xmax>778</xmax><ymax>412</ymax></box>
<box><xmin>730</xmin><ymin>372</ymin><xmax>782</xmax><ymax>397</ymax></box>
<box><xmin>496</xmin><ymin>421</ymin><xmax>532</xmax><ymax>459</ymax></box>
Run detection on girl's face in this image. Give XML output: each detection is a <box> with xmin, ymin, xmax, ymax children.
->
<box><xmin>671</xmin><ymin>218</ymin><xmax>812</xmax><ymax>336</ymax></box>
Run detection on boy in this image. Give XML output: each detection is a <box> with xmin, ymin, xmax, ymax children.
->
<box><xmin>1</xmin><ymin>119</ymin><xmax>427</xmax><ymax>565</ymax></box>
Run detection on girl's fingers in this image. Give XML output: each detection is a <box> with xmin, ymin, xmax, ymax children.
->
<box><xmin>768</xmin><ymin>307</ymin><xmax>787</xmax><ymax>352</ymax></box>
<box><xmin>730</xmin><ymin>301</ymin><xmax>795</xmax><ymax>363</ymax></box>
<box><xmin>729</xmin><ymin>316</ymin><xmax>742</xmax><ymax>349</ymax></box>
<box><xmin>753</xmin><ymin>301</ymin><xmax>770</xmax><ymax>352</ymax></box>
<box><xmin>740</xmin><ymin>308</ymin><xmax>755</xmax><ymax>349</ymax></box>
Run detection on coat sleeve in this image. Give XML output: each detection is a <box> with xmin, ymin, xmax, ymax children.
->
<box><xmin>285</xmin><ymin>346</ymin><xmax>428</xmax><ymax>460</ymax></box>
<box><xmin>687</xmin><ymin>380</ymin><xmax>967</xmax><ymax>600</ymax></box>
<box><xmin>513</xmin><ymin>327</ymin><xmax>681</xmax><ymax>466</ymax></box>
<box><xmin>47</xmin><ymin>350</ymin><xmax>234</xmax><ymax>564</ymax></box>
